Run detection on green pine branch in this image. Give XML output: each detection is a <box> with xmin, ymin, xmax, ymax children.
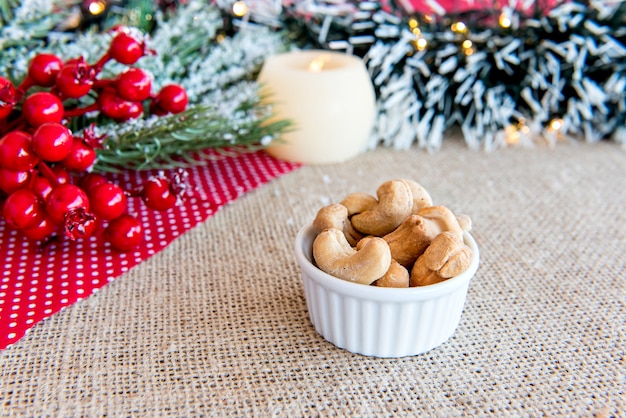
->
<box><xmin>0</xmin><ymin>0</ymin><xmax>19</xmax><ymax>27</ymax></box>
<box><xmin>93</xmin><ymin>102</ymin><xmax>292</xmax><ymax>173</ymax></box>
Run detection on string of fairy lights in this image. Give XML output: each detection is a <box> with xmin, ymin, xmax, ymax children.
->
<box><xmin>218</xmin><ymin>0</ymin><xmax>626</xmax><ymax>151</ymax></box>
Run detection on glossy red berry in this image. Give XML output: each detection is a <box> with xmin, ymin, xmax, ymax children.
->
<box><xmin>0</xmin><ymin>76</ymin><xmax>16</xmax><ymax>119</ymax></box>
<box><xmin>2</xmin><ymin>188</ymin><xmax>45</xmax><ymax>230</ymax></box>
<box><xmin>61</xmin><ymin>138</ymin><xmax>96</xmax><ymax>172</ymax></box>
<box><xmin>104</xmin><ymin>214</ymin><xmax>143</xmax><ymax>252</ymax></box>
<box><xmin>28</xmin><ymin>53</ymin><xmax>63</xmax><ymax>87</ymax></box>
<box><xmin>51</xmin><ymin>165</ymin><xmax>71</xmax><ymax>185</ymax></box>
<box><xmin>116</xmin><ymin>67</ymin><xmax>152</xmax><ymax>101</ymax></box>
<box><xmin>88</xmin><ymin>182</ymin><xmax>127</xmax><ymax>221</ymax></box>
<box><xmin>20</xmin><ymin>215</ymin><xmax>57</xmax><ymax>241</ymax></box>
<box><xmin>109</xmin><ymin>33</ymin><xmax>144</xmax><ymax>65</ymax></box>
<box><xmin>141</xmin><ymin>176</ymin><xmax>178</xmax><ymax>211</ymax></box>
<box><xmin>79</xmin><ymin>173</ymin><xmax>108</xmax><ymax>193</ymax></box>
<box><xmin>0</xmin><ymin>168</ymin><xmax>31</xmax><ymax>194</ymax></box>
<box><xmin>30</xmin><ymin>175</ymin><xmax>54</xmax><ymax>201</ymax></box>
<box><xmin>152</xmin><ymin>84</ymin><xmax>188</xmax><ymax>115</ymax></box>
<box><xmin>32</xmin><ymin>123</ymin><xmax>73</xmax><ymax>162</ymax></box>
<box><xmin>55</xmin><ymin>60</ymin><xmax>95</xmax><ymax>99</ymax></box>
<box><xmin>45</xmin><ymin>183</ymin><xmax>90</xmax><ymax>225</ymax></box>
<box><xmin>21</xmin><ymin>92</ymin><xmax>64</xmax><ymax>126</ymax></box>
<box><xmin>0</xmin><ymin>131</ymin><xmax>39</xmax><ymax>171</ymax></box>
<box><xmin>98</xmin><ymin>88</ymin><xmax>143</xmax><ymax>121</ymax></box>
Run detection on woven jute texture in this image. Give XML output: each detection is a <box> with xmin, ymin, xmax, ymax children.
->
<box><xmin>1</xmin><ymin>139</ymin><xmax>624</xmax><ymax>417</ymax></box>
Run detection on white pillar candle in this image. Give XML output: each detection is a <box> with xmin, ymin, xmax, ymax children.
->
<box><xmin>258</xmin><ymin>50</ymin><xmax>376</xmax><ymax>164</ymax></box>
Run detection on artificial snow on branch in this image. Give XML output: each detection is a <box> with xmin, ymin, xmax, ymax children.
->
<box><xmin>1</xmin><ymin>0</ymin><xmax>291</xmax><ymax>171</ymax></box>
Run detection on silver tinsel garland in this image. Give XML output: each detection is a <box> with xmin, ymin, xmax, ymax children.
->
<box><xmin>220</xmin><ymin>0</ymin><xmax>626</xmax><ymax>151</ymax></box>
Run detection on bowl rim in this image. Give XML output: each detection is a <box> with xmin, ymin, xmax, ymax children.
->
<box><xmin>294</xmin><ymin>223</ymin><xmax>480</xmax><ymax>302</ymax></box>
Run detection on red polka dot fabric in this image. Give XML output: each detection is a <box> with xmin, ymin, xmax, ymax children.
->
<box><xmin>0</xmin><ymin>150</ymin><xmax>299</xmax><ymax>350</ymax></box>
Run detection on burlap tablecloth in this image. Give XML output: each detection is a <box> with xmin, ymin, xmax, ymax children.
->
<box><xmin>1</xmin><ymin>138</ymin><xmax>624</xmax><ymax>417</ymax></box>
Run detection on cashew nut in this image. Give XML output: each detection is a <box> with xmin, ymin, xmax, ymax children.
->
<box><xmin>312</xmin><ymin>203</ymin><xmax>363</xmax><ymax>246</ymax></box>
<box><xmin>382</xmin><ymin>214</ymin><xmax>432</xmax><ymax>269</ymax></box>
<box><xmin>383</xmin><ymin>206</ymin><xmax>470</xmax><ymax>269</ymax></box>
<box><xmin>397</xmin><ymin>179</ymin><xmax>433</xmax><ymax>213</ymax></box>
<box><xmin>416</xmin><ymin>205</ymin><xmax>465</xmax><ymax>240</ymax></box>
<box><xmin>372</xmin><ymin>259</ymin><xmax>409</xmax><ymax>288</ymax></box>
<box><xmin>340</xmin><ymin>192</ymin><xmax>378</xmax><ymax>217</ymax></box>
<box><xmin>410</xmin><ymin>231</ymin><xmax>473</xmax><ymax>286</ymax></box>
<box><xmin>313</xmin><ymin>229</ymin><xmax>391</xmax><ymax>285</ymax></box>
<box><xmin>351</xmin><ymin>180</ymin><xmax>413</xmax><ymax>236</ymax></box>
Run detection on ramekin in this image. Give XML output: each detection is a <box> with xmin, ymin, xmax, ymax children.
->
<box><xmin>294</xmin><ymin>223</ymin><xmax>480</xmax><ymax>358</ymax></box>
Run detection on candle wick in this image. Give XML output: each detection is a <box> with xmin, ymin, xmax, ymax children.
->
<box><xmin>308</xmin><ymin>55</ymin><xmax>330</xmax><ymax>72</ymax></box>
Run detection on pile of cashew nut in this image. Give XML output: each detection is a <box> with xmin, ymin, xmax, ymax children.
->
<box><xmin>311</xmin><ymin>179</ymin><xmax>473</xmax><ymax>287</ymax></box>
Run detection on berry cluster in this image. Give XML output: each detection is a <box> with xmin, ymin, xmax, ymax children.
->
<box><xmin>0</xmin><ymin>28</ymin><xmax>190</xmax><ymax>252</ymax></box>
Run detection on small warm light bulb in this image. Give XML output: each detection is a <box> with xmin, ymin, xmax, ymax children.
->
<box><xmin>549</xmin><ymin>118</ymin><xmax>564</xmax><ymax>131</ymax></box>
<box><xmin>416</xmin><ymin>38</ymin><xmax>428</xmax><ymax>51</ymax></box>
<box><xmin>232</xmin><ymin>1</ymin><xmax>248</xmax><ymax>17</ymax></box>
<box><xmin>505</xmin><ymin>125</ymin><xmax>520</xmax><ymax>145</ymax></box>
<box><xmin>462</xmin><ymin>39</ymin><xmax>474</xmax><ymax>55</ymax></box>
<box><xmin>87</xmin><ymin>0</ymin><xmax>106</xmax><ymax>15</ymax></box>
<box><xmin>499</xmin><ymin>14</ymin><xmax>512</xmax><ymax>28</ymax></box>
<box><xmin>408</xmin><ymin>18</ymin><xmax>418</xmax><ymax>29</ymax></box>
<box><xmin>423</xmin><ymin>15</ymin><xmax>433</xmax><ymax>23</ymax></box>
<box><xmin>451</xmin><ymin>21</ymin><xmax>467</xmax><ymax>33</ymax></box>
<box><xmin>412</xmin><ymin>27</ymin><xmax>421</xmax><ymax>35</ymax></box>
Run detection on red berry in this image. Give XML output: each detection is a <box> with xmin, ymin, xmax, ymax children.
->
<box><xmin>30</xmin><ymin>175</ymin><xmax>54</xmax><ymax>200</ymax></box>
<box><xmin>45</xmin><ymin>183</ymin><xmax>90</xmax><ymax>225</ymax></box>
<box><xmin>0</xmin><ymin>131</ymin><xmax>39</xmax><ymax>171</ymax></box>
<box><xmin>104</xmin><ymin>214</ymin><xmax>143</xmax><ymax>252</ymax></box>
<box><xmin>116</xmin><ymin>67</ymin><xmax>152</xmax><ymax>101</ymax></box>
<box><xmin>141</xmin><ymin>176</ymin><xmax>177</xmax><ymax>211</ymax></box>
<box><xmin>0</xmin><ymin>77</ymin><xmax>17</xmax><ymax>119</ymax></box>
<box><xmin>152</xmin><ymin>84</ymin><xmax>188</xmax><ymax>115</ymax></box>
<box><xmin>88</xmin><ymin>182</ymin><xmax>127</xmax><ymax>221</ymax></box>
<box><xmin>0</xmin><ymin>168</ymin><xmax>31</xmax><ymax>194</ymax></box>
<box><xmin>109</xmin><ymin>33</ymin><xmax>144</xmax><ymax>65</ymax></box>
<box><xmin>21</xmin><ymin>92</ymin><xmax>64</xmax><ymax>126</ymax></box>
<box><xmin>79</xmin><ymin>172</ymin><xmax>108</xmax><ymax>193</ymax></box>
<box><xmin>21</xmin><ymin>215</ymin><xmax>57</xmax><ymax>241</ymax></box>
<box><xmin>2</xmin><ymin>188</ymin><xmax>44</xmax><ymax>230</ymax></box>
<box><xmin>55</xmin><ymin>60</ymin><xmax>95</xmax><ymax>99</ymax></box>
<box><xmin>51</xmin><ymin>164</ymin><xmax>71</xmax><ymax>185</ymax></box>
<box><xmin>32</xmin><ymin>123</ymin><xmax>73</xmax><ymax>162</ymax></box>
<box><xmin>97</xmin><ymin>88</ymin><xmax>143</xmax><ymax>121</ymax></box>
<box><xmin>61</xmin><ymin>138</ymin><xmax>96</xmax><ymax>172</ymax></box>
<box><xmin>28</xmin><ymin>53</ymin><xmax>63</xmax><ymax>87</ymax></box>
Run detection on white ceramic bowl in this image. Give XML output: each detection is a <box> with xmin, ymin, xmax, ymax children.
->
<box><xmin>294</xmin><ymin>223</ymin><xmax>480</xmax><ymax>358</ymax></box>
